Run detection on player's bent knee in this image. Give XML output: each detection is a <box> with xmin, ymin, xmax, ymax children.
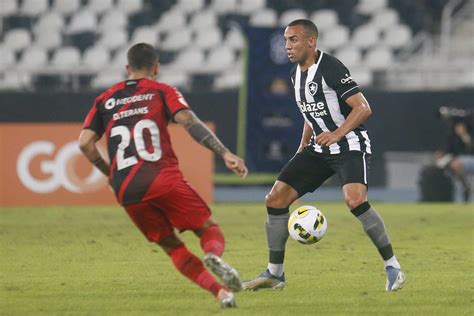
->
<box><xmin>265</xmin><ymin>181</ymin><xmax>299</xmax><ymax>208</ymax></box>
<box><xmin>158</xmin><ymin>235</ymin><xmax>184</xmax><ymax>254</ymax></box>
<box><xmin>193</xmin><ymin>218</ymin><xmax>217</xmax><ymax>237</ymax></box>
<box><xmin>264</xmin><ymin>193</ymin><xmax>273</xmax><ymax>205</ymax></box>
<box><xmin>265</xmin><ymin>191</ymin><xmax>286</xmax><ymax>208</ymax></box>
<box><xmin>343</xmin><ymin>184</ymin><xmax>368</xmax><ymax>210</ymax></box>
<box><xmin>345</xmin><ymin>196</ymin><xmax>367</xmax><ymax>210</ymax></box>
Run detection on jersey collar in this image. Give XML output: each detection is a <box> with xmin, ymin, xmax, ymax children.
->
<box><xmin>297</xmin><ymin>50</ymin><xmax>324</xmax><ymax>74</ymax></box>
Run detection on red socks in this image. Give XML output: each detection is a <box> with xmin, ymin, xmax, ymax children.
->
<box><xmin>167</xmin><ymin>245</ymin><xmax>223</xmax><ymax>297</ymax></box>
<box><xmin>164</xmin><ymin>225</ymin><xmax>227</xmax><ymax>297</ymax></box>
<box><xmin>199</xmin><ymin>224</ymin><xmax>225</xmax><ymax>256</ymax></box>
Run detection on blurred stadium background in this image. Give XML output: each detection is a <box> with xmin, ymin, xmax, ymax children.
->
<box><xmin>1</xmin><ymin>0</ymin><xmax>473</xmax><ymax>204</ymax></box>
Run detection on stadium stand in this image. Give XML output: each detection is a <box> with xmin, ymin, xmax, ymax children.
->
<box><xmin>174</xmin><ymin>0</ymin><xmax>205</xmax><ymax>14</ymax></box>
<box><xmin>0</xmin><ymin>0</ymin><xmax>471</xmax><ymax>91</ymax></box>
<box><xmin>20</xmin><ymin>0</ymin><xmax>49</xmax><ymax>16</ymax></box>
<box><xmin>130</xmin><ymin>26</ymin><xmax>159</xmax><ymax>45</ymax></box>
<box><xmin>17</xmin><ymin>46</ymin><xmax>48</xmax><ymax>71</ymax></box>
<box><xmin>50</xmin><ymin>46</ymin><xmax>81</xmax><ymax>69</ymax></box>
<box><xmin>51</xmin><ymin>0</ymin><xmax>81</xmax><ymax>16</ymax></box>
<box><xmin>249</xmin><ymin>9</ymin><xmax>278</xmax><ymax>27</ymax></box>
<box><xmin>309</xmin><ymin>9</ymin><xmax>338</xmax><ymax>31</ymax></box>
<box><xmin>82</xmin><ymin>46</ymin><xmax>111</xmax><ymax>70</ymax></box>
<box><xmin>68</xmin><ymin>9</ymin><xmax>97</xmax><ymax>33</ymax></box>
<box><xmin>240</xmin><ymin>0</ymin><xmax>266</xmax><ymax>14</ymax></box>
<box><xmin>0</xmin><ymin>46</ymin><xmax>15</xmax><ymax>71</ymax></box>
<box><xmin>279</xmin><ymin>8</ymin><xmax>308</xmax><ymax>26</ymax></box>
<box><xmin>3</xmin><ymin>28</ymin><xmax>31</xmax><ymax>51</ymax></box>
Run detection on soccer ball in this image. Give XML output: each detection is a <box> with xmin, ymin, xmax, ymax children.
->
<box><xmin>288</xmin><ymin>205</ymin><xmax>327</xmax><ymax>244</ymax></box>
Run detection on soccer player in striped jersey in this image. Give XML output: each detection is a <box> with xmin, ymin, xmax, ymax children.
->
<box><xmin>79</xmin><ymin>43</ymin><xmax>248</xmax><ymax>308</ymax></box>
<box><xmin>242</xmin><ymin>19</ymin><xmax>405</xmax><ymax>292</ymax></box>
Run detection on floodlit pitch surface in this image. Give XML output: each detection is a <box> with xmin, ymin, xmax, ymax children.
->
<box><xmin>1</xmin><ymin>203</ymin><xmax>472</xmax><ymax>315</ymax></box>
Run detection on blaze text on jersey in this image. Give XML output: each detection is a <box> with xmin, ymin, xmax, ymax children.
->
<box><xmin>298</xmin><ymin>100</ymin><xmax>328</xmax><ymax>118</ymax></box>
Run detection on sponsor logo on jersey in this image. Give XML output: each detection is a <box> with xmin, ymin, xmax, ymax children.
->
<box><xmin>341</xmin><ymin>73</ymin><xmax>354</xmax><ymax>84</ymax></box>
<box><xmin>104</xmin><ymin>94</ymin><xmax>154</xmax><ymax>110</ymax></box>
<box><xmin>307</xmin><ymin>81</ymin><xmax>318</xmax><ymax>96</ymax></box>
<box><xmin>297</xmin><ymin>101</ymin><xmax>328</xmax><ymax>117</ymax></box>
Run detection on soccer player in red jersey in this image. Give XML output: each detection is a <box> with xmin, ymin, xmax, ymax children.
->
<box><xmin>79</xmin><ymin>43</ymin><xmax>248</xmax><ymax>308</ymax></box>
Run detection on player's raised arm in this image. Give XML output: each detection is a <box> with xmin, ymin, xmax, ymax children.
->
<box><xmin>174</xmin><ymin>109</ymin><xmax>248</xmax><ymax>178</ymax></box>
<box><xmin>78</xmin><ymin>129</ymin><xmax>110</xmax><ymax>177</ymax></box>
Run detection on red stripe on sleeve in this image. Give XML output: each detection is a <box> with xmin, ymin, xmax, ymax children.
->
<box><xmin>83</xmin><ymin>100</ymin><xmax>99</xmax><ymax>129</ymax></box>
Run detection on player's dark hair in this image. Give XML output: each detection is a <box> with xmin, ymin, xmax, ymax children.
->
<box><xmin>288</xmin><ymin>19</ymin><xmax>319</xmax><ymax>38</ymax></box>
<box><xmin>127</xmin><ymin>43</ymin><xmax>159</xmax><ymax>70</ymax></box>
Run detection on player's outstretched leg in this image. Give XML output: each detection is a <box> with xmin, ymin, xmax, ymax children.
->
<box><xmin>243</xmin><ymin>182</ymin><xmax>298</xmax><ymax>291</ymax></box>
<box><xmin>204</xmin><ymin>253</ymin><xmax>242</xmax><ymax>293</ymax></box>
<box><xmin>350</xmin><ymin>200</ymin><xmax>405</xmax><ymax>292</ymax></box>
<box><xmin>159</xmin><ymin>235</ymin><xmax>237</xmax><ymax>308</ymax></box>
<box><xmin>195</xmin><ymin>222</ymin><xmax>242</xmax><ymax>292</ymax></box>
<box><xmin>241</xmin><ymin>207</ymin><xmax>289</xmax><ymax>291</ymax></box>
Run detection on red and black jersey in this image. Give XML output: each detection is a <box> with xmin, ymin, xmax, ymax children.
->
<box><xmin>83</xmin><ymin>78</ymin><xmax>190</xmax><ymax>205</ymax></box>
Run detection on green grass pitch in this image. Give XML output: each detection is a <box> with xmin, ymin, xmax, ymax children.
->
<box><xmin>1</xmin><ymin>203</ymin><xmax>473</xmax><ymax>315</ymax></box>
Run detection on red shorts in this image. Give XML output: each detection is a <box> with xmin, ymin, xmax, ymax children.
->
<box><xmin>123</xmin><ymin>178</ymin><xmax>211</xmax><ymax>242</ymax></box>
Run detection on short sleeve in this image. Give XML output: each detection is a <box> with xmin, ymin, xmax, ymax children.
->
<box><xmin>82</xmin><ymin>97</ymin><xmax>104</xmax><ymax>137</ymax></box>
<box><xmin>323</xmin><ymin>56</ymin><xmax>360</xmax><ymax>100</ymax></box>
<box><xmin>163</xmin><ymin>85</ymin><xmax>191</xmax><ymax>119</ymax></box>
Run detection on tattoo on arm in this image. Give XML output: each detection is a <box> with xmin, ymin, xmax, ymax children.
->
<box><xmin>91</xmin><ymin>156</ymin><xmax>109</xmax><ymax>176</ymax></box>
<box><xmin>178</xmin><ymin>110</ymin><xmax>228</xmax><ymax>156</ymax></box>
<box><xmin>92</xmin><ymin>157</ymin><xmax>104</xmax><ymax>166</ymax></box>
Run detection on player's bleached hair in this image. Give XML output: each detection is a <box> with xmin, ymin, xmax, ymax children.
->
<box><xmin>127</xmin><ymin>43</ymin><xmax>159</xmax><ymax>70</ymax></box>
<box><xmin>288</xmin><ymin>19</ymin><xmax>319</xmax><ymax>39</ymax></box>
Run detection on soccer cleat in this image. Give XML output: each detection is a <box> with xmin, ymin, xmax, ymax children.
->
<box><xmin>385</xmin><ymin>266</ymin><xmax>405</xmax><ymax>292</ymax></box>
<box><xmin>241</xmin><ymin>269</ymin><xmax>285</xmax><ymax>291</ymax></box>
<box><xmin>203</xmin><ymin>253</ymin><xmax>242</xmax><ymax>292</ymax></box>
<box><xmin>217</xmin><ymin>289</ymin><xmax>237</xmax><ymax>308</ymax></box>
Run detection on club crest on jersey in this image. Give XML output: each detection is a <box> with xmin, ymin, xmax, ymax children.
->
<box><xmin>307</xmin><ymin>81</ymin><xmax>318</xmax><ymax>96</ymax></box>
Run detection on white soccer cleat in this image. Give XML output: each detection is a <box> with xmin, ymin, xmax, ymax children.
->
<box><xmin>204</xmin><ymin>253</ymin><xmax>242</xmax><ymax>292</ymax></box>
<box><xmin>385</xmin><ymin>266</ymin><xmax>405</xmax><ymax>291</ymax></box>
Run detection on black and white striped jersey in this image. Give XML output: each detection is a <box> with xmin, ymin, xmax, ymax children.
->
<box><xmin>290</xmin><ymin>50</ymin><xmax>371</xmax><ymax>155</ymax></box>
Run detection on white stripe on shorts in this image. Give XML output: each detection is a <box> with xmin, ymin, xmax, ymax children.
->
<box><xmin>363</xmin><ymin>152</ymin><xmax>367</xmax><ymax>184</ymax></box>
